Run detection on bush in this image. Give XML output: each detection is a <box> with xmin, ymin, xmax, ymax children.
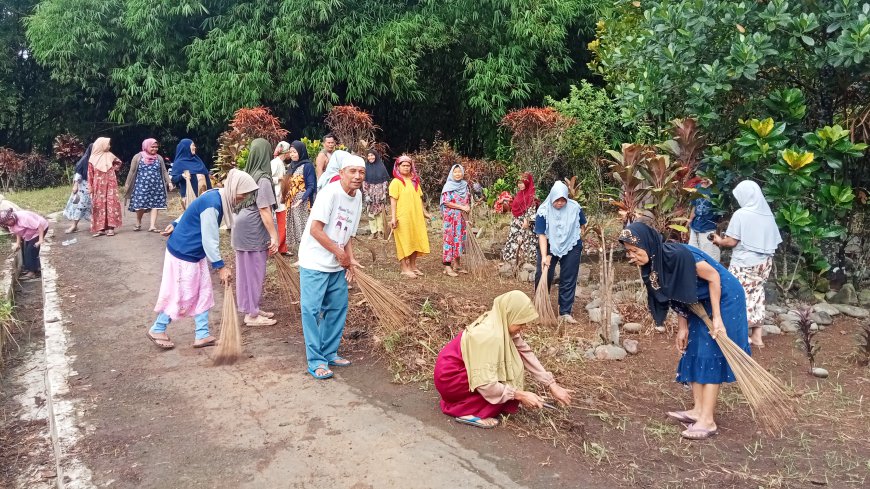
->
<box><xmin>500</xmin><ymin>107</ymin><xmax>574</xmax><ymax>186</ymax></box>
<box><xmin>410</xmin><ymin>136</ymin><xmax>507</xmax><ymax>203</ymax></box>
<box><xmin>215</xmin><ymin>107</ymin><xmax>289</xmax><ymax>175</ymax></box>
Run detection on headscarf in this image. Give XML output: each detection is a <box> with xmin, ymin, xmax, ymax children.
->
<box><xmin>88</xmin><ymin>137</ymin><xmax>118</xmax><ymax>172</ymax></box>
<box><xmin>245</xmin><ymin>138</ymin><xmax>274</xmax><ymax>186</ymax></box>
<box><xmin>460</xmin><ymin>290</ymin><xmax>539</xmax><ymax>392</ymax></box>
<box><xmin>729</xmin><ymin>180</ymin><xmax>782</xmax><ymax>254</ymax></box>
<box><xmin>171</xmin><ymin>139</ymin><xmax>209</xmax><ymax>178</ymax></box>
<box><xmin>440</xmin><ymin>164</ymin><xmax>468</xmax><ymax>211</ymax></box>
<box><xmin>511</xmin><ymin>172</ymin><xmax>536</xmax><ymax>218</ymax></box>
<box><xmin>392</xmin><ymin>154</ymin><xmax>420</xmax><ymax>191</ymax></box>
<box><xmin>74</xmin><ymin>143</ymin><xmax>93</xmax><ymax>181</ymax></box>
<box><xmin>618</xmin><ymin>222</ymin><xmax>698</xmax><ymax>326</ymax></box>
<box><xmin>317</xmin><ymin>149</ymin><xmax>349</xmax><ymax>189</ymax></box>
<box><xmin>364</xmin><ymin>149</ymin><xmax>390</xmax><ymax>184</ymax></box>
<box><xmin>219</xmin><ymin>169</ymin><xmax>259</xmax><ymax>229</ymax></box>
<box><xmin>140</xmin><ymin>138</ymin><xmax>159</xmax><ymax>165</ymax></box>
<box><xmin>536</xmin><ymin>181</ymin><xmax>583</xmax><ymax>257</ymax></box>
<box><xmin>289</xmin><ymin>140</ymin><xmax>311</xmax><ymax>173</ymax></box>
<box><xmin>274</xmin><ymin>141</ymin><xmax>291</xmax><ymax>157</ymax></box>
<box><xmin>0</xmin><ymin>209</ymin><xmax>17</xmax><ymax>228</ymax></box>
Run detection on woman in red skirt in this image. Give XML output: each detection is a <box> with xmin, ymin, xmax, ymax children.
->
<box><xmin>434</xmin><ymin>290</ymin><xmax>572</xmax><ymax>428</ymax></box>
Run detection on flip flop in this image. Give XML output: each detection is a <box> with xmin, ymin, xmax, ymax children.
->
<box><xmin>245</xmin><ymin>315</ymin><xmax>277</xmax><ymax>326</ymax></box>
<box><xmin>681</xmin><ymin>425</ymin><xmax>718</xmax><ymax>440</ymax></box>
<box><xmin>106</xmin><ymin>230</ymin><xmax>116</xmax><ymax>236</ymax></box>
<box><xmin>192</xmin><ymin>338</ymin><xmax>216</xmax><ymax>348</ymax></box>
<box><xmin>148</xmin><ymin>228</ymin><xmax>160</xmax><ymax>233</ymax></box>
<box><xmin>328</xmin><ymin>357</ymin><xmax>352</xmax><ymax>367</ymax></box>
<box><xmin>145</xmin><ymin>331</ymin><xmax>175</xmax><ymax>350</ymax></box>
<box><xmin>307</xmin><ymin>365</ymin><xmax>333</xmax><ymax>380</ymax></box>
<box><xmin>667</xmin><ymin>411</ymin><xmax>697</xmax><ymax>424</ymax></box>
<box><xmin>454</xmin><ymin>416</ymin><xmax>498</xmax><ymax>429</ymax></box>
<box><xmin>133</xmin><ymin>225</ymin><xmax>142</xmax><ymax>232</ymax></box>
<box><xmin>92</xmin><ymin>232</ymin><xmax>105</xmax><ymax>237</ymax></box>
<box><xmin>412</xmin><ymin>269</ymin><xmax>424</xmax><ymax>276</ymax></box>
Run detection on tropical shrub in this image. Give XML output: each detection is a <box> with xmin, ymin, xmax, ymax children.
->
<box><xmin>0</xmin><ymin>148</ymin><xmax>22</xmax><ymax>191</ymax></box>
<box><xmin>324</xmin><ymin>105</ymin><xmax>377</xmax><ymax>155</ymax></box>
<box><xmin>500</xmin><ymin>107</ymin><xmax>574</xmax><ymax>186</ymax></box>
<box><xmin>215</xmin><ymin>107</ymin><xmax>288</xmax><ymax>175</ymax></box>
<box><xmin>411</xmin><ymin>137</ymin><xmax>507</xmax><ymax>202</ymax></box>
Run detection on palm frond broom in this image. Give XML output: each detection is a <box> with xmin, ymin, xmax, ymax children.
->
<box><xmin>461</xmin><ymin>212</ymin><xmax>489</xmax><ymax>279</ymax></box>
<box><xmin>534</xmin><ymin>266</ymin><xmax>558</xmax><ymax>327</ymax></box>
<box><xmin>689</xmin><ymin>303</ymin><xmax>794</xmax><ymax>433</ymax></box>
<box><xmin>213</xmin><ymin>284</ymin><xmax>242</xmax><ymax>365</ymax></box>
<box><xmin>274</xmin><ymin>254</ymin><xmax>300</xmax><ymax>303</ymax></box>
<box><xmin>353</xmin><ymin>268</ymin><xmax>414</xmax><ymax>333</ymax></box>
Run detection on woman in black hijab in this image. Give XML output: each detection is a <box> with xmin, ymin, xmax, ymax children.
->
<box><xmin>618</xmin><ymin>222</ymin><xmax>750</xmax><ymax>440</ymax></box>
<box><xmin>363</xmin><ymin>149</ymin><xmax>390</xmax><ymax>239</ymax></box>
<box><xmin>63</xmin><ymin>143</ymin><xmax>93</xmax><ymax>234</ymax></box>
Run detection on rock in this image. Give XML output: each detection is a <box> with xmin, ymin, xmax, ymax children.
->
<box><xmin>583</xmin><ymin>348</ymin><xmax>596</xmax><ymax>360</ymax></box>
<box><xmin>590</xmin><ymin>289</ymin><xmax>600</xmax><ymax>299</ymax></box>
<box><xmin>588</xmin><ymin>308</ymin><xmax>602</xmax><ymax>323</ymax></box>
<box><xmin>779</xmin><ymin>312</ymin><xmax>800</xmax><ymax>323</ymax></box>
<box><xmin>594</xmin><ymin>344</ymin><xmax>627</xmax><ymax>361</ymax></box>
<box><xmin>815</xmin><ymin>277</ymin><xmax>830</xmax><ymax>293</ymax></box>
<box><xmin>521</xmin><ymin>262</ymin><xmax>536</xmax><ymax>272</ymax></box>
<box><xmin>813</xmin><ymin>292</ymin><xmax>825</xmax><ymax>301</ymax></box>
<box><xmin>809</xmin><ymin>311</ymin><xmax>833</xmax><ymax>325</ymax></box>
<box><xmin>517</xmin><ymin>270</ymin><xmax>530</xmax><ymax>283</ymax></box>
<box><xmin>585</xmin><ymin>298</ymin><xmax>601</xmax><ymax>311</ymax></box>
<box><xmin>831</xmin><ymin>283</ymin><xmax>858</xmax><ymax>305</ymax></box>
<box><xmin>779</xmin><ymin>321</ymin><xmax>799</xmax><ymax>333</ymax></box>
<box><xmin>611</xmin><ymin>313</ymin><xmax>624</xmax><ymax>328</ymax></box>
<box><xmin>796</xmin><ymin>286</ymin><xmax>816</xmax><ymax>302</ymax></box>
<box><xmin>498</xmin><ymin>262</ymin><xmax>514</xmax><ymax>277</ymax></box>
<box><xmin>825</xmin><ymin>291</ymin><xmax>837</xmax><ymax>300</ymax></box>
<box><xmin>767</xmin><ymin>305</ymin><xmax>788</xmax><ymax>314</ymax></box>
<box><xmin>623</xmin><ymin>339</ymin><xmax>639</xmax><ymax>355</ymax></box>
<box><xmin>762</xmin><ymin>324</ymin><xmax>781</xmax><ymax>335</ymax></box>
<box><xmin>832</xmin><ymin>304</ymin><xmax>870</xmax><ymax>318</ymax></box>
<box><xmin>623</xmin><ymin>322</ymin><xmax>643</xmax><ymax>334</ymax></box>
<box><xmin>528</xmin><ymin>272</ymin><xmax>535</xmax><ymax>283</ymax></box>
<box><xmin>811</xmin><ymin>367</ymin><xmax>829</xmax><ymax>379</ymax></box>
<box><xmin>588</xmin><ymin>308</ymin><xmax>623</xmax><ymax>327</ymax></box>
<box><xmin>764</xmin><ymin>282</ymin><xmax>780</xmax><ymax>306</ymax></box>
<box><xmin>813</xmin><ymin>303</ymin><xmax>841</xmax><ymax>316</ymax></box>
<box><xmin>810</xmin><ymin>322</ymin><xmax>819</xmax><ymax>331</ymax></box>
<box><xmin>859</xmin><ymin>289</ymin><xmax>870</xmax><ymax>306</ymax></box>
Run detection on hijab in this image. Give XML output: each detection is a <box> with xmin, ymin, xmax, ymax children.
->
<box><xmin>730</xmin><ymin>180</ymin><xmax>782</xmax><ymax>254</ymax></box>
<box><xmin>317</xmin><ymin>149</ymin><xmax>348</xmax><ymax>189</ymax></box>
<box><xmin>88</xmin><ymin>137</ymin><xmax>118</xmax><ymax>172</ymax></box>
<box><xmin>460</xmin><ymin>290</ymin><xmax>539</xmax><ymax>392</ymax></box>
<box><xmin>392</xmin><ymin>154</ymin><xmax>420</xmax><ymax>191</ymax></box>
<box><xmin>171</xmin><ymin>139</ymin><xmax>209</xmax><ymax>178</ymax></box>
<box><xmin>274</xmin><ymin>141</ymin><xmax>291</xmax><ymax>157</ymax></box>
<box><xmin>245</xmin><ymin>138</ymin><xmax>274</xmax><ymax>186</ymax></box>
<box><xmin>536</xmin><ymin>181</ymin><xmax>583</xmax><ymax>257</ymax></box>
<box><xmin>440</xmin><ymin>164</ymin><xmax>468</xmax><ymax>211</ymax></box>
<box><xmin>511</xmin><ymin>172</ymin><xmax>536</xmax><ymax>217</ymax></box>
<box><xmin>289</xmin><ymin>140</ymin><xmax>311</xmax><ymax>173</ymax></box>
<box><xmin>364</xmin><ymin>149</ymin><xmax>390</xmax><ymax>184</ymax></box>
<box><xmin>220</xmin><ymin>169</ymin><xmax>259</xmax><ymax>229</ymax></box>
<box><xmin>140</xmin><ymin>138</ymin><xmax>159</xmax><ymax>165</ymax></box>
<box><xmin>74</xmin><ymin>143</ymin><xmax>93</xmax><ymax>181</ymax></box>
<box><xmin>618</xmin><ymin>222</ymin><xmax>698</xmax><ymax>326</ymax></box>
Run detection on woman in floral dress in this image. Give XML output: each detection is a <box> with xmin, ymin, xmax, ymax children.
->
<box><xmin>125</xmin><ymin>138</ymin><xmax>172</xmax><ymax>232</ymax></box>
<box><xmin>440</xmin><ymin>164</ymin><xmax>471</xmax><ymax>277</ymax></box>
<box><xmin>501</xmin><ymin>172</ymin><xmax>537</xmax><ymax>267</ymax></box>
<box><xmin>363</xmin><ymin>149</ymin><xmax>390</xmax><ymax>239</ymax></box>
<box><xmin>283</xmin><ymin>140</ymin><xmax>316</xmax><ymax>253</ymax></box>
<box><xmin>88</xmin><ymin>137</ymin><xmax>123</xmax><ymax>237</ymax></box>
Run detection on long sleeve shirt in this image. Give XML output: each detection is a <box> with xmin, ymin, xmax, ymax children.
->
<box><xmin>8</xmin><ymin>210</ymin><xmax>48</xmax><ymax>242</ymax></box>
<box><xmin>476</xmin><ymin>334</ymin><xmax>556</xmax><ymax>404</ymax></box>
<box><xmin>167</xmin><ymin>190</ymin><xmax>225</xmax><ymax>269</ymax></box>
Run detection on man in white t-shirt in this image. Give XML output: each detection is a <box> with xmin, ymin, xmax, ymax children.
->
<box><xmin>298</xmin><ymin>153</ymin><xmax>365</xmax><ymax>380</ymax></box>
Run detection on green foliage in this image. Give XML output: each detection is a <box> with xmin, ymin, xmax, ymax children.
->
<box><xmin>593</xmin><ymin>0</ymin><xmax>870</xmax><ymax>136</ymax></box>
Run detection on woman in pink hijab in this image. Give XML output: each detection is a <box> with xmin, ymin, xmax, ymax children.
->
<box><xmin>124</xmin><ymin>138</ymin><xmax>173</xmax><ymax>232</ymax></box>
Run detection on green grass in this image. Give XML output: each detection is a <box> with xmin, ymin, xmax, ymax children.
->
<box><xmin>7</xmin><ymin>186</ymin><xmax>71</xmax><ymax>216</ymax></box>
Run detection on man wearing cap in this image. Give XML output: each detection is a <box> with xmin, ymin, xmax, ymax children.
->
<box><xmin>297</xmin><ymin>152</ymin><xmax>366</xmax><ymax>380</ymax></box>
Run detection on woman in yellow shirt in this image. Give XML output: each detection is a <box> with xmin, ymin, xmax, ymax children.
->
<box><xmin>389</xmin><ymin>155</ymin><xmax>431</xmax><ymax>278</ymax></box>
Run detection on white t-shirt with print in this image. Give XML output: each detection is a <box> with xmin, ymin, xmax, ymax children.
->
<box><xmin>298</xmin><ymin>182</ymin><xmax>362</xmax><ymax>272</ymax></box>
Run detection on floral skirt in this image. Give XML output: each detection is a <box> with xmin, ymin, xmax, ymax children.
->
<box><xmin>501</xmin><ymin>215</ymin><xmax>537</xmax><ymax>264</ymax></box>
<box><xmin>729</xmin><ymin>257</ymin><xmax>773</xmax><ymax>328</ymax></box>
<box><xmin>63</xmin><ymin>181</ymin><xmax>92</xmax><ymax>222</ymax></box>
<box><xmin>363</xmin><ymin>181</ymin><xmax>389</xmax><ymax>216</ymax></box>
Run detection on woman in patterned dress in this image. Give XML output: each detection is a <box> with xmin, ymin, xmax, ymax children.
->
<box><xmin>283</xmin><ymin>140</ymin><xmax>317</xmax><ymax>254</ymax></box>
<box><xmin>363</xmin><ymin>149</ymin><xmax>390</xmax><ymax>239</ymax></box>
<box><xmin>712</xmin><ymin>180</ymin><xmax>782</xmax><ymax>348</ymax></box>
<box><xmin>440</xmin><ymin>164</ymin><xmax>471</xmax><ymax>277</ymax></box>
<box><xmin>125</xmin><ymin>138</ymin><xmax>173</xmax><ymax>232</ymax></box>
<box><xmin>63</xmin><ymin>144</ymin><xmax>93</xmax><ymax>234</ymax></box>
<box><xmin>501</xmin><ymin>172</ymin><xmax>537</xmax><ymax>267</ymax></box>
<box><xmin>87</xmin><ymin>137</ymin><xmax>123</xmax><ymax>237</ymax></box>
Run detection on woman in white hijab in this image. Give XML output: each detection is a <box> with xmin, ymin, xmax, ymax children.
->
<box><xmin>712</xmin><ymin>180</ymin><xmax>782</xmax><ymax>348</ymax></box>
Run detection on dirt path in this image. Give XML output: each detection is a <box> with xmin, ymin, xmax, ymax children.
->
<box><xmin>48</xmin><ymin>219</ymin><xmax>605</xmax><ymax>489</ymax></box>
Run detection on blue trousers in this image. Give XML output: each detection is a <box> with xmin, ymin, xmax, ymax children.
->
<box><xmin>534</xmin><ymin>241</ymin><xmax>583</xmax><ymax>316</ymax></box>
<box><xmin>150</xmin><ymin>311</ymin><xmax>211</xmax><ymax>340</ymax></box>
<box><xmin>299</xmin><ymin>267</ymin><xmax>349</xmax><ymax>370</ymax></box>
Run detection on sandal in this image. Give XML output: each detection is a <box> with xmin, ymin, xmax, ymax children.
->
<box><xmin>145</xmin><ymin>331</ymin><xmax>175</xmax><ymax>350</ymax></box>
<box><xmin>443</xmin><ymin>269</ymin><xmax>459</xmax><ymax>277</ymax></box>
<box><xmin>192</xmin><ymin>337</ymin><xmax>216</xmax><ymax>348</ymax></box>
<box><xmin>681</xmin><ymin>424</ymin><xmax>718</xmax><ymax>440</ymax></box>
<box><xmin>64</xmin><ymin>227</ymin><xmax>78</xmax><ymax>234</ymax></box>
<box><xmin>456</xmin><ymin>268</ymin><xmax>469</xmax><ymax>274</ymax></box>
<box><xmin>413</xmin><ymin>269</ymin><xmax>424</xmax><ymax>276</ymax></box>
<box><xmin>328</xmin><ymin>357</ymin><xmax>352</xmax><ymax>367</ymax></box>
<box><xmin>454</xmin><ymin>416</ymin><xmax>498</xmax><ymax>429</ymax></box>
<box><xmin>307</xmin><ymin>365</ymin><xmax>333</xmax><ymax>380</ymax></box>
<box><xmin>667</xmin><ymin>411</ymin><xmax>697</xmax><ymax>424</ymax></box>
<box><xmin>106</xmin><ymin>230</ymin><xmax>116</xmax><ymax>236</ymax></box>
<box><xmin>245</xmin><ymin>314</ymin><xmax>277</xmax><ymax>326</ymax></box>
<box><xmin>92</xmin><ymin>231</ymin><xmax>106</xmax><ymax>237</ymax></box>
<box><xmin>148</xmin><ymin>228</ymin><xmax>160</xmax><ymax>233</ymax></box>
<box><xmin>133</xmin><ymin>225</ymin><xmax>142</xmax><ymax>232</ymax></box>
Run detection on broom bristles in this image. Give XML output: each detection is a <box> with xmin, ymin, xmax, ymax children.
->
<box><xmin>213</xmin><ymin>285</ymin><xmax>242</xmax><ymax>365</ymax></box>
<box><xmin>688</xmin><ymin>303</ymin><xmax>794</xmax><ymax>433</ymax></box>
<box><xmin>274</xmin><ymin>255</ymin><xmax>300</xmax><ymax>302</ymax></box>
<box><xmin>353</xmin><ymin>268</ymin><xmax>414</xmax><ymax>333</ymax></box>
<box><xmin>461</xmin><ymin>212</ymin><xmax>490</xmax><ymax>278</ymax></box>
<box><xmin>534</xmin><ymin>267</ymin><xmax>558</xmax><ymax>327</ymax></box>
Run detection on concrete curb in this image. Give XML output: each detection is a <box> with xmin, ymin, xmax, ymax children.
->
<box><xmin>41</xmin><ymin>213</ymin><xmax>95</xmax><ymax>489</ymax></box>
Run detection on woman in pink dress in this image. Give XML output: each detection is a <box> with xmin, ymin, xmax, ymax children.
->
<box><xmin>87</xmin><ymin>137</ymin><xmax>123</xmax><ymax>237</ymax></box>
<box><xmin>434</xmin><ymin>290</ymin><xmax>572</xmax><ymax>428</ymax></box>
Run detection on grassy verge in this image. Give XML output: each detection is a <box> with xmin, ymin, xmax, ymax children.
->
<box><xmin>7</xmin><ymin>186</ymin><xmax>71</xmax><ymax>216</ymax></box>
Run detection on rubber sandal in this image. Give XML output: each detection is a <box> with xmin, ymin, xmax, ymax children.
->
<box><xmin>192</xmin><ymin>338</ymin><xmax>216</xmax><ymax>348</ymax></box>
<box><xmin>328</xmin><ymin>357</ymin><xmax>352</xmax><ymax>367</ymax></box>
<box><xmin>681</xmin><ymin>425</ymin><xmax>718</xmax><ymax>440</ymax></box>
<box><xmin>443</xmin><ymin>269</ymin><xmax>458</xmax><ymax>277</ymax></box>
<box><xmin>307</xmin><ymin>365</ymin><xmax>333</xmax><ymax>380</ymax></box>
<box><xmin>148</xmin><ymin>228</ymin><xmax>160</xmax><ymax>233</ymax></box>
<box><xmin>145</xmin><ymin>330</ymin><xmax>175</xmax><ymax>350</ymax></box>
<box><xmin>667</xmin><ymin>411</ymin><xmax>697</xmax><ymax>424</ymax></box>
<box><xmin>454</xmin><ymin>416</ymin><xmax>498</xmax><ymax>429</ymax></box>
<box><xmin>245</xmin><ymin>315</ymin><xmax>277</xmax><ymax>326</ymax></box>
<box><xmin>92</xmin><ymin>232</ymin><xmax>105</xmax><ymax>237</ymax></box>
<box><xmin>133</xmin><ymin>225</ymin><xmax>142</xmax><ymax>232</ymax></box>
<box><xmin>413</xmin><ymin>269</ymin><xmax>424</xmax><ymax>276</ymax></box>
<box><xmin>106</xmin><ymin>230</ymin><xmax>116</xmax><ymax>236</ymax></box>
